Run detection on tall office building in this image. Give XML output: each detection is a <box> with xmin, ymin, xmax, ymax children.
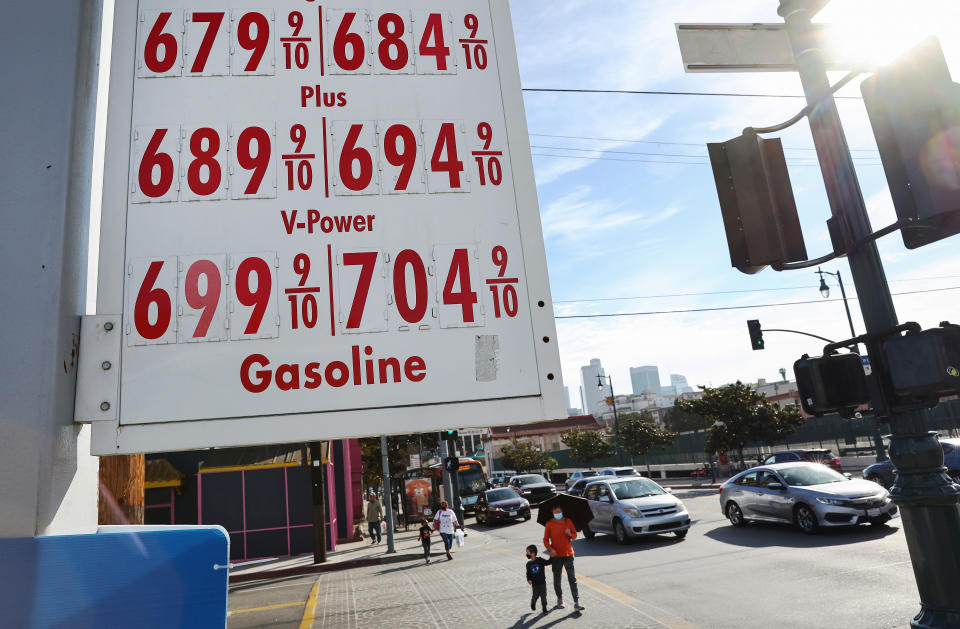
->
<box><xmin>629</xmin><ymin>366</ymin><xmax>661</xmax><ymax>395</ymax></box>
<box><xmin>580</xmin><ymin>359</ymin><xmax>605</xmax><ymax>415</ymax></box>
<box><xmin>670</xmin><ymin>373</ymin><xmax>693</xmax><ymax>394</ymax></box>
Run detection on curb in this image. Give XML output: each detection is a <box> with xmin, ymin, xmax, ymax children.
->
<box><xmin>228</xmin><ymin>552</ymin><xmax>425</xmax><ymax>583</ymax></box>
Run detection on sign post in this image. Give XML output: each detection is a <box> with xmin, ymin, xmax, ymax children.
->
<box><xmin>84</xmin><ymin>0</ymin><xmax>564</xmax><ymax>454</ymax></box>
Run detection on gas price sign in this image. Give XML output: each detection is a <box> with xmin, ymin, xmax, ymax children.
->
<box><xmin>88</xmin><ymin>0</ymin><xmax>564</xmax><ymax>454</ymax></box>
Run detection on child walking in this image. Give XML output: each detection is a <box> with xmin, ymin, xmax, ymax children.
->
<box><xmin>525</xmin><ymin>545</ymin><xmax>552</xmax><ymax>614</ymax></box>
<box><xmin>418</xmin><ymin>519</ymin><xmax>432</xmax><ymax>564</ymax></box>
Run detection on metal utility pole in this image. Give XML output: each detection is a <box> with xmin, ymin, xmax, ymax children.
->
<box><xmin>379</xmin><ymin>436</ymin><xmax>395</xmax><ymax>553</ymax></box>
<box><xmin>439</xmin><ymin>434</ymin><xmax>455</xmax><ymax>509</ymax></box>
<box><xmin>779</xmin><ymin>2</ymin><xmax>960</xmax><ymax>625</ymax></box>
<box><xmin>309</xmin><ymin>442</ymin><xmax>327</xmax><ymax>564</ymax></box>
<box><xmin>817</xmin><ymin>267</ymin><xmax>888</xmax><ymax>462</ymax></box>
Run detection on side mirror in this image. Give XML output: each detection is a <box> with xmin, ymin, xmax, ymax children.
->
<box><xmin>844</xmin><ymin>473</ymin><xmax>853</xmax><ymax>479</ymax></box>
<box><xmin>664</xmin><ymin>487</ymin><xmax>674</xmax><ymax>494</ymax></box>
<box><xmin>766</xmin><ymin>482</ymin><xmax>785</xmax><ymax>490</ymax></box>
<box><xmin>603</xmin><ymin>495</ymin><xmax>614</xmax><ymax>503</ymax></box>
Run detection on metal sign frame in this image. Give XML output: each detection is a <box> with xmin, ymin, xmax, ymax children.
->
<box><xmin>87</xmin><ymin>0</ymin><xmax>564</xmax><ymax>455</ymax></box>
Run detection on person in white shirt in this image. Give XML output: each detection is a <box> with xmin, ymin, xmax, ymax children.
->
<box><xmin>432</xmin><ymin>500</ymin><xmax>461</xmax><ymax>560</ymax></box>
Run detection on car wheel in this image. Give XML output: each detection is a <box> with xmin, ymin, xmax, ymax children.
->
<box><xmin>582</xmin><ymin>523</ymin><xmax>595</xmax><ymax>539</ymax></box>
<box><xmin>795</xmin><ymin>504</ymin><xmax>818</xmax><ymax>534</ymax></box>
<box><xmin>523</xmin><ymin>514</ymin><xmax>531</xmax><ymax>521</ymax></box>
<box><xmin>674</xmin><ymin>529</ymin><xmax>688</xmax><ymax>539</ymax></box>
<box><xmin>614</xmin><ymin>519</ymin><xmax>629</xmax><ymax>545</ymax></box>
<box><xmin>949</xmin><ymin>471</ymin><xmax>960</xmax><ymax>484</ymax></box>
<box><xmin>726</xmin><ymin>502</ymin><xmax>746</xmax><ymax>527</ymax></box>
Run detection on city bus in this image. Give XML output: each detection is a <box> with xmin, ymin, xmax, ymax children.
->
<box><xmin>399</xmin><ymin>457</ymin><xmax>487</xmax><ymax>521</ymax></box>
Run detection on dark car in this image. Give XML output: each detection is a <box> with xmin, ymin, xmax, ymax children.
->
<box><xmin>763</xmin><ymin>449</ymin><xmax>843</xmax><ymax>473</ymax></box>
<box><xmin>475</xmin><ymin>488</ymin><xmax>531</xmax><ymax>525</ymax></box>
<box><xmin>864</xmin><ymin>438</ymin><xmax>960</xmax><ymax>489</ymax></box>
<box><xmin>508</xmin><ymin>474</ymin><xmax>557</xmax><ymax>504</ymax></box>
<box><xmin>567</xmin><ymin>478</ymin><xmax>591</xmax><ymax>497</ymax></box>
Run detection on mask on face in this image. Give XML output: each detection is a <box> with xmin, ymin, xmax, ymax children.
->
<box><xmin>553</xmin><ymin>512</ymin><xmax>563</xmax><ymax>520</ymax></box>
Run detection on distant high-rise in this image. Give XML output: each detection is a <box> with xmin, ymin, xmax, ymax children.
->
<box><xmin>671</xmin><ymin>373</ymin><xmax>693</xmax><ymax>394</ymax></box>
<box><xmin>629</xmin><ymin>366</ymin><xmax>661</xmax><ymax>395</ymax></box>
<box><xmin>580</xmin><ymin>359</ymin><xmax>605</xmax><ymax>415</ymax></box>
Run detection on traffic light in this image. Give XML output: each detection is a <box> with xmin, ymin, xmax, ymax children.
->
<box><xmin>794</xmin><ymin>353</ymin><xmax>870</xmax><ymax>416</ymax></box>
<box><xmin>861</xmin><ymin>37</ymin><xmax>960</xmax><ymax>249</ymax></box>
<box><xmin>442</xmin><ymin>429</ymin><xmax>458</xmax><ymax>440</ymax></box>
<box><xmin>443</xmin><ymin>456</ymin><xmax>459</xmax><ymax>473</ymax></box>
<box><xmin>880</xmin><ymin>323</ymin><xmax>960</xmax><ymax>405</ymax></box>
<box><xmin>708</xmin><ymin>133</ymin><xmax>807</xmax><ymax>274</ymax></box>
<box><xmin>747</xmin><ymin>319</ymin><xmax>764</xmax><ymax>350</ymax></box>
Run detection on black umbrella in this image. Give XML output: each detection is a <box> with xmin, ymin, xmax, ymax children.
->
<box><xmin>536</xmin><ymin>493</ymin><xmax>594</xmax><ymax>531</ymax></box>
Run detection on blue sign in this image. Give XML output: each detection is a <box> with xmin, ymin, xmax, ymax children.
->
<box><xmin>0</xmin><ymin>526</ymin><xmax>229</xmax><ymax>629</ymax></box>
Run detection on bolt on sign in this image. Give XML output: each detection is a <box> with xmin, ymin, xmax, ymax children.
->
<box><xmin>87</xmin><ymin>0</ymin><xmax>564</xmax><ymax>454</ymax></box>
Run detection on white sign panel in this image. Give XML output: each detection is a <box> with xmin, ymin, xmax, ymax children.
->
<box><xmin>91</xmin><ymin>0</ymin><xmax>564</xmax><ymax>454</ymax></box>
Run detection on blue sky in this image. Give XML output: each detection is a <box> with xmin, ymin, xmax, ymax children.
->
<box><xmin>508</xmin><ymin>0</ymin><xmax>960</xmax><ymax>407</ymax></box>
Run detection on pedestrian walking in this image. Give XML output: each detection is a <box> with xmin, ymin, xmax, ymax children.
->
<box><xmin>432</xmin><ymin>500</ymin><xmax>461</xmax><ymax>560</ymax></box>
<box><xmin>543</xmin><ymin>504</ymin><xmax>584</xmax><ymax>611</ymax></box>
<box><xmin>525</xmin><ymin>544</ymin><xmax>551</xmax><ymax>614</ymax></box>
<box><xmin>365</xmin><ymin>493</ymin><xmax>383</xmax><ymax>545</ymax></box>
<box><xmin>418</xmin><ymin>519</ymin><xmax>432</xmax><ymax>564</ymax></box>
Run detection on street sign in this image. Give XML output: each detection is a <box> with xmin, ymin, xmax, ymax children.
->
<box><xmin>87</xmin><ymin>0</ymin><xmax>564</xmax><ymax>454</ymax></box>
<box><xmin>675</xmin><ymin>23</ymin><xmax>847</xmax><ymax>73</ymax></box>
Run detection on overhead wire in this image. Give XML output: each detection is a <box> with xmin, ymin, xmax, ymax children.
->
<box><xmin>529</xmin><ymin>152</ymin><xmax>882</xmax><ymax>167</ymax></box>
<box><xmin>528</xmin><ymin>144</ymin><xmax>881</xmax><ymax>163</ymax></box>
<box><xmin>527</xmin><ymin>133</ymin><xmax>880</xmax><ymax>154</ymax></box>
<box><xmin>521</xmin><ymin>87</ymin><xmax>863</xmax><ymax>100</ymax></box>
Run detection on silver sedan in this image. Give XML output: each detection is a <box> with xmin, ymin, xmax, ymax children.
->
<box><xmin>718</xmin><ymin>462</ymin><xmax>898</xmax><ymax>534</ymax></box>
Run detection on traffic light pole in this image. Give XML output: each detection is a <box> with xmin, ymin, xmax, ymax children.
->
<box><xmin>779</xmin><ymin>2</ymin><xmax>960</xmax><ymax>626</ymax></box>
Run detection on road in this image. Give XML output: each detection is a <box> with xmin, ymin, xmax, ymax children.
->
<box><xmin>228</xmin><ymin>489</ymin><xmax>919</xmax><ymax>628</ymax></box>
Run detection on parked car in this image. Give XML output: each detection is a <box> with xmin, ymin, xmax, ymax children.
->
<box><xmin>566</xmin><ymin>478</ymin><xmax>591</xmax><ymax>497</ymax></box>
<box><xmin>508</xmin><ymin>474</ymin><xmax>557</xmax><ymax>504</ymax></box>
<box><xmin>762</xmin><ymin>449</ymin><xmax>843</xmax><ymax>473</ymax></box>
<box><xmin>598</xmin><ymin>467</ymin><xmax>639</xmax><ymax>477</ymax></box>
<box><xmin>475</xmin><ymin>487</ymin><xmax>531</xmax><ymax>525</ymax></box>
<box><xmin>565</xmin><ymin>470</ymin><xmax>599</xmax><ymax>489</ymax></box>
<box><xmin>719</xmin><ymin>462</ymin><xmax>897</xmax><ymax>534</ymax></box>
<box><xmin>863</xmin><ymin>438</ymin><xmax>960</xmax><ymax>488</ymax></box>
<box><xmin>581</xmin><ymin>477</ymin><xmax>690</xmax><ymax>544</ymax></box>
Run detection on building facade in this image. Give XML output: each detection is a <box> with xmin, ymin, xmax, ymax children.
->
<box><xmin>579</xmin><ymin>359</ymin><xmax>605</xmax><ymax>419</ymax></box>
<box><xmin>629</xmin><ymin>366</ymin><xmax>662</xmax><ymax>395</ymax></box>
<box><xmin>486</xmin><ymin>415</ymin><xmax>605</xmax><ymax>470</ymax></box>
<box><xmin>670</xmin><ymin>374</ymin><xmax>693</xmax><ymax>394</ymax></box>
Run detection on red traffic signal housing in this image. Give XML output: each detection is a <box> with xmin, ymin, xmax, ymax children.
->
<box><xmin>708</xmin><ymin>133</ymin><xmax>807</xmax><ymax>274</ymax></box>
<box><xmin>861</xmin><ymin>37</ymin><xmax>960</xmax><ymax>249</ymax></box>
<box><xmin>794</xmin><ymin>353</ymin><xmax>870</xmax><ymax>416</ymax></box>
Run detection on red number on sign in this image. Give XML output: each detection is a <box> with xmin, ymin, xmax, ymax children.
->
<box><xmin>190</xmin><ymin>12</ymin><xmax>224</xmax><ymax>72</ymax></box>
<box><xmin>464</xmin><ymin>14</ymin><xmax>479</xmax><ymax>38</ymax></box>
<box><xmin>134</xmin><ymin>260</ymin><xmax>173</xmax><ymax>339</ymax></box>
<box><xmin>288</xmin><ymin>11</ymin><xmax>303</xmax><ymax>36</ymax></box>
<box><xmin>377</xmin><ymin>13</ymin><xmax>408</xmax><ymax>70</ymax></box>
<box><xmin>333</xmin><ymin>12</ymin><xmax>366</xmax><ymax>71</ymax></box>
<box><xmin>293</xmin><ymin>252</ymin><xmax>310</xmax><ymax>286</ymax></box>
<box><xmin>138</xmin><ymin>129</ymin><xmax>175</xmax><ymax>198</ymax></box>
<box><xmin>184</xmin><ymin>259</ymin><xmax>222</xmax><ymax>337</ymax></box>
<box><xmin>343</xmin><ymin>252</ymin><xmax>378</xmax><ymax>329</ymax></box>
<box><xmin>236</xmin><ymin>257</ymin><xmax>272</xmax><ymax>334</ymax></box>
<box><xmin>477</xmin><ymin>122</ymin><xmax>493</xmax><ymax>150</ymax></box>
<box><xmin>384</xmin><ymin>124</ymin><xmax>417</xmax><ymax>191</ymax></box>
<box><xmin>236</xmin><ymin>127</ymin><xmax>271</xmax><ymax>194</ymax></box>
<box><xmin>187</xmin><ymin>127</ymin><xmax>222</xmax><ymax>196</ymax></box>
<box><xmin>419</xmin><ymin>13</ymin><xmax>450</xmax><ymax>70</ymax></box>
<box><xmin>492</xmin><ymin>245</ymin><xmax>508</xmax><ymax>277</ymax></box>
<box><xmin>393</xmin><ymin>249</ymin><xmax>428</xmax><ymax>323</ymax></box>
<box><xmin>443</xmin><ymin>248</ymin><xmax>477</xmax><ymax>323</ymax></box>
<box><xmin>430</xmin><ymin>123</ymin><xmax>463</xmax><ymax>188</ymax></box>
<box><xmin>339</xmin><ymin>124</ymin><xmax>373</xmax><ymax>191</ymax></box>
<box><xmin>237</xmin><ymin>12</ymin><xmax>270</xmax><ymax>72</ymax></box>
<box><xmin>145</xmin><ymin>12</ymin><xmax>178</xmax><ymax>73</ymax></box>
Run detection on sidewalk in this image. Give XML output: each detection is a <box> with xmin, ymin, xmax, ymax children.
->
<box><xmin>229</xmin><ymin>527</ymin><xmax>451</xmax><ymax>583</ymax></box>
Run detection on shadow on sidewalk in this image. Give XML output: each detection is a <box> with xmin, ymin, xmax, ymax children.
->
<box><xmin>507</xmin><ymin>610</ymin><xmax>583</xmax><ymax>628</ymax></box>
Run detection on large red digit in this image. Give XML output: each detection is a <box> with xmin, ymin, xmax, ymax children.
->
<box><xmin>236</xmin><ymin>257</ymin><xmax>271</xmax><ymax>334</ymax></box>
<box><xmin>343</xmin><ymin>252</ymin><xmax>378</xmax><ymax>329</ymax></box>
<box><xmin>339</xmin><ymin>124</ymin><xmax>373</xmax><ymax>191</ymax></box>
<box><xmin>393</xmin><ymin>249</ymin><xmax>427</xmax><ymax>323</ymax></box>
<box><xmin>184</xmin><ymin>259</ymin><xmax>221</xmax><ymax>337</ymax></box>
<box><xmin>333</xmin><ymin>12</ymin><xmax>365</xmax><ymax>71</ymax></box>
<box><xmin>430</xmin><ymin>123</ymin><xmax>464</xmax><ymax>188</ymax></box>
<box><xmin>187</xmin><ymin>127</ymin><xmax>222</xmax><ymax>196</ymax></box>
<box><xmin>134</xmin><ymin>261</ymin><xmax>172</xmax><ymax>339</ymax></box>
<box><xmin>419</xmin><ymin>13</ymin><xmax>450</xmax><ymax>70</ymax></box>
<box><xmin>138</xmin><ymin>129</ymin><xmax>175</xmax><ymax>198</ymax></box>
<box><xmin>442</xmin><ymin>249</ymin><xmax>477</xmax><ymax>323</ymax></box>
<box><xmin>238</xmin><ymin>12</ymin><xmax>270</xmax><ymax>71</ymax></box>
<box><xmin>377</xmin><ymin>13</ymin><xmax>408</xmax><ymax>70</ymax></box>
<box><xmin>384</xmin><ymin>124</ymin><xmax>417</xmax><ymax>191</ymax></box>
<box><xmin>144</xmin><ymin>12</ymin><xmax>178</xmax><ymax>73</ymax></box>
<box><xmin>190</xmin><ymin>12</ymin><xmax>224</xmax><ymax>72</ymax></box>
<box><xmin>237</xmin><ymin>126</ymin><xmax>271</xmax><ymax>194</ymax></box>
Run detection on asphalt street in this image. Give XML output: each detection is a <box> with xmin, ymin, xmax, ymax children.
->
<box><xmin>227</xmin><ymin>489</ymin><xmax>919</xmax><ymax>628</ymax></box>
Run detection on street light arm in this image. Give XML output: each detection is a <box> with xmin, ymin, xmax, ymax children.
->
<box><xmin>761</xmin><ymin>328</ymin><xmax>836</xmax><ymax>344</ymax></box>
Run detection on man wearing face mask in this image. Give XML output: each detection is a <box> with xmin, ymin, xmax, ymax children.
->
<box><xmin>543</xmin><ymin>504</ymin><xmax>584</xmax><ymax>611</ymax></box>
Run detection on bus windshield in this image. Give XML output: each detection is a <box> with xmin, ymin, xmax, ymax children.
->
<box><xmin>458</xmin><ymin>463</ymin><xmax>486</xmax><ymax>496</ymax></box>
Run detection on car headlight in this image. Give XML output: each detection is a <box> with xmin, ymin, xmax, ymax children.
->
<box><xmin>815</xmin><ymin>497</ymin><xmax>848</xmax><ymax>506</ymax></box>
<box><xmin>489</xmin><ymin>506</ymin><xmax>502</xmax><ymax>511</ymax></box>
<box><xmin>522</xmin><ymin>500</ymin><xmax>530</xmax><ymax>507</ymax></box>
<box><xmin>624</xmin><ymin>507</ymin><xmax>643</xmax><ymax>518</ymax></box>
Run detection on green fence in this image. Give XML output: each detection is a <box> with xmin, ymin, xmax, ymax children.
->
<box><xmin>494</xmin><ymin>399</ymin><xmax>960</xmax><ymax>469</ymax></box>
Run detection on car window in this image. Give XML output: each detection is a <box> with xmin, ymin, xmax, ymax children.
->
<box><xmin>616</xmin><ymin>469</ymin><xmax>637</xmax><ymax>476</ymax></box>
<box><xmin>611</xmin><ymin>478</ymin><xmax>665</xmax><ymax>499</ymax></box>
<box><xmin>584</xmin><ymin>485</ymin><xmax>599</xmax><ymax>501</ymax></box>
<box><xmin>735</xmin><ymin>472</ymin><xmax>759</xmax><ymax>486</ymax></box>
<box><xmin>596</xmin><ymin>484</ymin><xmax>611</xmax><ymax>499</ymax></box>
<box><xmin>756</xmin><ymin>471</ymin><xmax>779</xmax><ymax>487</ymax></box>
<box><xmin>780</xmin><ymin>465</ymin><xmax>847</xmax><ymax>486</ymax></box>
<box><xmin>764</xmin><ymin>455</ymin><xmax>776</xmax><ymax>464</ymax></box>
<box><xmin>485</xmin><ymin>489</ymin><xmax>517</xmax><ymax>502</ymax></box>
<box><xmin>583</xmin><ymin>471</ymin><xmax>598</xmax><ymax>477</ymax></box>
